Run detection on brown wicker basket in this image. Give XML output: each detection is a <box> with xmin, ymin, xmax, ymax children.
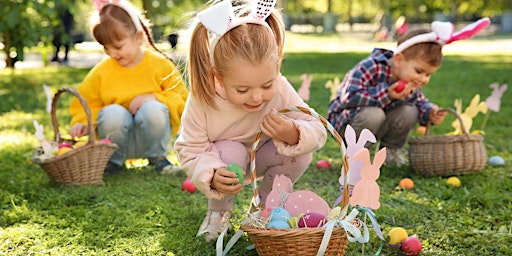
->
<box><xmin>240</xmin><ymin>106</ymin><xmax>349</xmax><ymax>256</ymax></box>
<box><xmin>32</xmin><ymin>88</ymin><xmax>118</xmax><ymax>185</ymax></box>
<box><xmin>408</xmin><ymin>108</ymin><xmax>487</xmax><ymax>176</ymax></box>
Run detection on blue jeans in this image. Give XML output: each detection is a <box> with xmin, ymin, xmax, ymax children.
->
<box><xmin>97</xmin><ymin>101</ymin><xmax>171</xmax><ymax>166</ymax></box>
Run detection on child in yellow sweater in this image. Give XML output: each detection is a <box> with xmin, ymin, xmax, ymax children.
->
<box><xmin>69</xmin><ymin>0</ymin><xmax>188</xmax><ymax>174</ymax></box>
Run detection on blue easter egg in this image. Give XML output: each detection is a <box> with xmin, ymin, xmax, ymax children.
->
<box><xmin>266</xmin><ymin>220</ymin><xmax>291</xmax><ymax>229</ymax></box>
<box><xmin>269</xmin><ymin>207</ymin><xmax>291</xmax><ymax>222</ymax></box>
<box><xmin>489</xmin><ymin>156</ymin><xmax>505</xmax><ymax>166</ymax></box>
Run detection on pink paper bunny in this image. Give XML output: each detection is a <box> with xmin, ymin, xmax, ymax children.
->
<box><xmin>298</xmin><ymin>73</ymin><xmax>313</xmax><ymax>101</ymax></box>
<box><xmin>451</xmin><ymin>94</ymin><xmax>488</xmax><ymax>135</ymax></box>
<box><xmin>485</xmin><ymin>83</ymin><xmax>507</xmax><ymax>112</ymax></box>
<box><xmin>349</xmin><ymin>147</ymin><xmax>385</xmax><ymax>210</ymax></box>
<box><xmin>265</xmin><ymin>174</ymin><xmax>330</xmax><ymax>217</ymax></box>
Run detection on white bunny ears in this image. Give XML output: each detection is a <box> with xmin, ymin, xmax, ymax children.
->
<box><xmin>394</xmin><ymin>17</ymin><xmax>491</xmax><ymax>54</ymax></box>
<box><xmin>197</xmin><ymin>0</ymin><xmax>277</xmax><ymax>65</ymax></box>
<box><xmin>92</xmin><ymin>0</ymin><xmax>143</xmax><ymax>32</ymax></box>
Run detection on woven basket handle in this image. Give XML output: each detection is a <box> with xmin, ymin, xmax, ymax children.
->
<box><xmin>51</xmin><ymin>88</ymin><xmax>95</xmax><ymax>144</ymax></box>
<box><xmin>248</xmin><ymin>106</ymin><xmax>349</xmax><ymax>211</ymax></box>
<box><xmin>424</xmin><ymin>108</ymin><xmax>468</xmax><ymax>136</ymax></box>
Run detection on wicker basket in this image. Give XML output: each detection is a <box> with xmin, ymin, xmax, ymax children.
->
<box><xmin>408</xmin><ymin>108</ymin><xmax>487</xmax><ymax>176</ymax></box>
<box><xmin>240</xmin><ymin>106</ymin><xmax>349</xmax><ymax>256</ymax></box>
<box><xmin>32</xmin><ymin>88</ymin><xmax>118</xmax><ymax>185</ymax></box>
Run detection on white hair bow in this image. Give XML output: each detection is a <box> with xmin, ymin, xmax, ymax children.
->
<box><xmin>395</xmin><ymin>17</ymin><xmax>491</xmax><ymax>54</ymax></box>
<box><xmin>198</xmin><ymin>0</ymin><xmax>276</xmax><ymax>37</ymax></box>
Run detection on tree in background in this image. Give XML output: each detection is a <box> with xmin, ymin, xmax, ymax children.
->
<box><xmin>1</xmin><ymin>0</ymin><xmax>54</xmax><ymax>68</ymax></box>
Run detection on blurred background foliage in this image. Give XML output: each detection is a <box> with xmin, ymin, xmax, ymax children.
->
<box><xmin>1</xmin><ymin>0</ymin><xmax>512</xmax><ymax>67</ymax></box>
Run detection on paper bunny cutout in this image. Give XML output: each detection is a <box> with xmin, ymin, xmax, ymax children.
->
<box><xmin>33</xmin><ymin>120</ymin><xmax>55</xmax><ymax>156</ymax></box>
<box><xmin>485</xmin><ymin>83</ymin><xmax>507</xmax><ymax>112</ymax></box>
<box><xmin>325</xmin><ymin>76</ymin><xmax>341</xmax><ymax>101</ymax></box>
<box><xmin>297</xmin><ymin>73</ymin><xmax>313</xmax><ymax>101</ymax></box>
<box><xmin>266</xmin><ymin>174</ymin><xmax>330</xmax><ymax>217</ymax></box>
<box><xmin>42</xmin><ymin>84</ymin><xmax>53</xmax><ymax>113</ymax></box>
<box><xmin>451</xmin><ymin>94</ymin><xmax>488</xmax><ymax>135</ymax></box>
<box><xmin>333</xmin><ymin>125</ymin><xmax>376</xmax><ymax>207</ymax></box>
<box><xmin>395</xmin><ymin>17</ymin><xmax>490</xmax><ymax>53</ymax></box>
<box><xmin>349</xmin><ymin>147</ymin><xmax>385</xmax><ymax>210</ymax></box>
<box><xmin>340</xmin><ymin>125</ymin><xmax>377</xmax><ymax>186</ymax></box>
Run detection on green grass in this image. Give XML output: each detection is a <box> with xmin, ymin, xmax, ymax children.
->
<box><xmin>1</xmin><ymin>45</ymin><xmax>512</xmax><ymax>255</ymax></box>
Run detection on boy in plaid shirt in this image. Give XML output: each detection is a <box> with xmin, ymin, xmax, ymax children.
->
<box><xmin>327</xmin><ymin>28</ymin><xmax>448</xmax><ymax>166</ymax></box>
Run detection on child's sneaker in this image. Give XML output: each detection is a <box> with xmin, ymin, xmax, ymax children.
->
<box><xmin>104</xmin><ymin>161</ymin><xmax>126</xmax><ymax>175</ymax></box>
<box><xmin>386</xmin><ymin>148</ymin><xmax>407</xmax><ymax>167</ymax></box>
<box><xmin>148</xmin><ymin>156</ymin><xmax>181</xmax><ymax>174</ymax></box>
<box><xmin>196</xmin><ymin>210</ymin><xmax>232</xmax><ymax>242</ymax></box>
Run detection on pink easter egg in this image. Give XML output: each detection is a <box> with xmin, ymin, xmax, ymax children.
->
<box><xmin>298</xmin><ymin>213</ymin><xmax>327</xmax><ymax>228</ymax></box>
<box><xmin>181</xmin><ymin>177</ymin><xmax>196</xmax><ymax>193</ymax></box>
<box><xmin>316</xmin><ymin>160</ymin><xmax>331</xmax><ymax>170</ymax></box>
<box><xmin>260</xmin><ymin>208</ymin><xmax>273</xmax><ymax>219</ymax></box>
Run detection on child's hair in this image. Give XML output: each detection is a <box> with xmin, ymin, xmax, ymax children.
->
<box><xmin>397</xmin><ymin>28</ymin><xmax>443</xmax><ymax>67</ymax></box>
<box><xmin>188</xmin><ymin>1</ymin><xmax>285</xmax><ymax>109</ymax></box>
<box><xmin>92</xmin><ymin>4</ymin><xmax>168</xmax><ymax>59</ymax></box>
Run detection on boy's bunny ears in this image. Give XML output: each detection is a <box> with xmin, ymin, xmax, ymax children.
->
<box><xmin>394</xmin><ymin>17</ymin><xmax>491</xmax><ymax>54</ymax></box>
<box><xmin>197</xmin><ymin>0</ymin><xmax>277</xmax><ymax>65</ymax></box>
<box><xmin>92</xmin><ymin>0</ymin><xmax>143</xmax><ymax>32</ymax></box>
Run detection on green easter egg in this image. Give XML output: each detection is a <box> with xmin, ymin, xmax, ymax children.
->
<box><xmin>226</xmin><ymin>163</ymin><xmax>244</xmax><ymax>184</ymax></box>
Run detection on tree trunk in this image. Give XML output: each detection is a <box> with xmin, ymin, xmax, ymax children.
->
<box><xmin>3</xmin><ymin>32</ymin><xmax>14</xmax><ymax>68</ymax></box>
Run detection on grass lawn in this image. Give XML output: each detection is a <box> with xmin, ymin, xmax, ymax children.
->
<box><xmin>1</xmin><ymin>34</ymin><xmax>511</xmax><ymax>255</ymax></box>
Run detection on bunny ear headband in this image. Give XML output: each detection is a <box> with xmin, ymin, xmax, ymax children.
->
<box><xmin>92</xmin><ymin>0</ymin><xmax>143</xmax><ymax>32</ymax></box>
<box><xmin>197</xmin><ymin>0</ymin><xmax>277</xmax><ymax>65</ymax></box>
<box><xmin>394</xmin><ymin>17</ymin><xmax>491</xmax><ymax>54</ymax></box>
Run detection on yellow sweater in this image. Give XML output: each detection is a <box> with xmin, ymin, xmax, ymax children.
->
<box><xmin>70</xmin><ymin>50</ymin><xmax>188</xmax><ymax>136</ymax></box>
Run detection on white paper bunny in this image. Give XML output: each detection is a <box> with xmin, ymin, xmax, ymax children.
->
<box><xmin>297</xmin><ymin>73</ymin><xmax>313</xmax><ymax>101</ymax></box>
<box><xmin>485</xmin><ymin>83</ymin><xmax>507</xmax><ymax>112</ymax></box>
<box><xmin>340</xmin><ymin>124</ymin><xmax>377</xmax><ymax>186</ymax></box>
<box><xmin>349</xmin><ymin>147</ymin><xmax>385</xmax><ymax>210</ymax></box>
<box><xmin>33</xmin><ymin>120</ymin><xmax>55</xmax><ymax>156</ymax></box>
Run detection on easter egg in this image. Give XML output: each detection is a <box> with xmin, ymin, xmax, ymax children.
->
<box><xmin>395</xmin><ymin>80</ymin><xmax>407</xmax><ymax>93</ymax></box>
<box><xmin>99</xmin><ymin>138</ymin><xmax>113</xmax><ymax>144</ymax></box>
<box><xmin>446</xmin><ymin>176</ymin><xmax>461</xmax><ymax>187</ymax></box>
<box><xmin>401</xmin><ymin>235</ymin><xmax>422</xmax><ymax>256</ymax></box>
<box><xmin>416</xmin><ymin>126</ymin><xmax>426</xmax><ymax>135</ymax></box>
<box><xmin>298</xmin><ymin>213</ymin><xmax>327</xmax><ymax>228</ymax></box>
<box><xmin>489</xmin><ymin>156</ymin><xmax>505</xmax><ymax>166</ymax></box>
<box><xmin>226</xmin><ymin>163</ymin><xmax>244</xmax><ymax>184</ymax></box>
<box><xmin>327</xmin><ymin>206</ymin><xmax>341</xmax><ymax>221</ymax></box>
<box><xmin>56</xmin><ymin>147</ymin><xmax>73</xmax><ymax>156</ymax></box>
<box><xmin>260</xmin><ymin>208</ymin><xmax>273</xmax><ymax>219</ymax></box>
<box><xmin>398</xmin><ymin>178</ymin><xmax>414</xmax><ymax>190</ymax></box>
<box><xmin>269</xmin><ymin>207</ymin><xmax>290</xmax><ymax>222</ymax></box>
<box><xmin>267</xmin><ymin>220</ymin><xmax>290</xmax><ymax>229</ymax></box>
<box><xmin>74</xmin><ymin>141</ymin><xmax>87</xmax><ymax>148</ymax></box>
<box><xmin>388</xmin><ymin>227</ymin><xmax>408</xmax><ymax>245</ymax></box>
<box><xmin>58</xmin><ymin>143</ymin><xmax>72</xmax><ymax>149</ymax></box>
<box><xmin>181</xmin><ymin>177</ymin><xmax>196</xmax><ymax>193</ymax></box>
<box><xmin>316</xmin><ymin>160</ymin><xmax>331</xmax><ymax>170</ymax></box>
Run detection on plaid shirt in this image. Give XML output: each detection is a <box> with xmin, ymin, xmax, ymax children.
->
<box><xmin>327</xmin><ymin>48</ymin><xmax>435</xmax><ymax>132</ymax></box>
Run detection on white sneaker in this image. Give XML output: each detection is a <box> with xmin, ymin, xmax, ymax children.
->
<box><xmin>196</xmin><ymin>210</ymin><xmax>232</xmax><ymax>242</ymax></box>
<box><xmin>160</xmin><ymin>164</ymin><xmax>181</xmax><ymax>175</ymax></box>
<box><xmin>386</xmin><ymin>148</ymin><xmax>407</xmax><ymax>167</ymax></box>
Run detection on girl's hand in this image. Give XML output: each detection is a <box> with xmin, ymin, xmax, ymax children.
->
<box><xmin>389</xmin><ymin>81</ymin><xmax>415</xmax><ymax>100</ymax></box>
<box><xmin>69</xmin><ymin>123</ymin><xmax>88</xmax><ymax>139</ymax></box>
<box><xmin>429</xmin><ymin>108</ymin><xmax>447</xmax><ymax>125</ymax></box>
<box><xmin>260</xmin><ymin>109</ymin><xmax>299</xmax><ymax>145</ymax></box>
<box><xmin>211</xmin><ymin>168</ymin><xmax>243</xmax><ymax>195</ymax></box>
<box><xmin>129</xmin><ymin>94</ymin><xmax>157</xmax><ymax>115</ymax></box>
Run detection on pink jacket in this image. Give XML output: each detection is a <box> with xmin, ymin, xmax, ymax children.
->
<box><xmin>174</xmin><ymin>75</ymin><xmax>327</xmax><ymax>199</ymax></box>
